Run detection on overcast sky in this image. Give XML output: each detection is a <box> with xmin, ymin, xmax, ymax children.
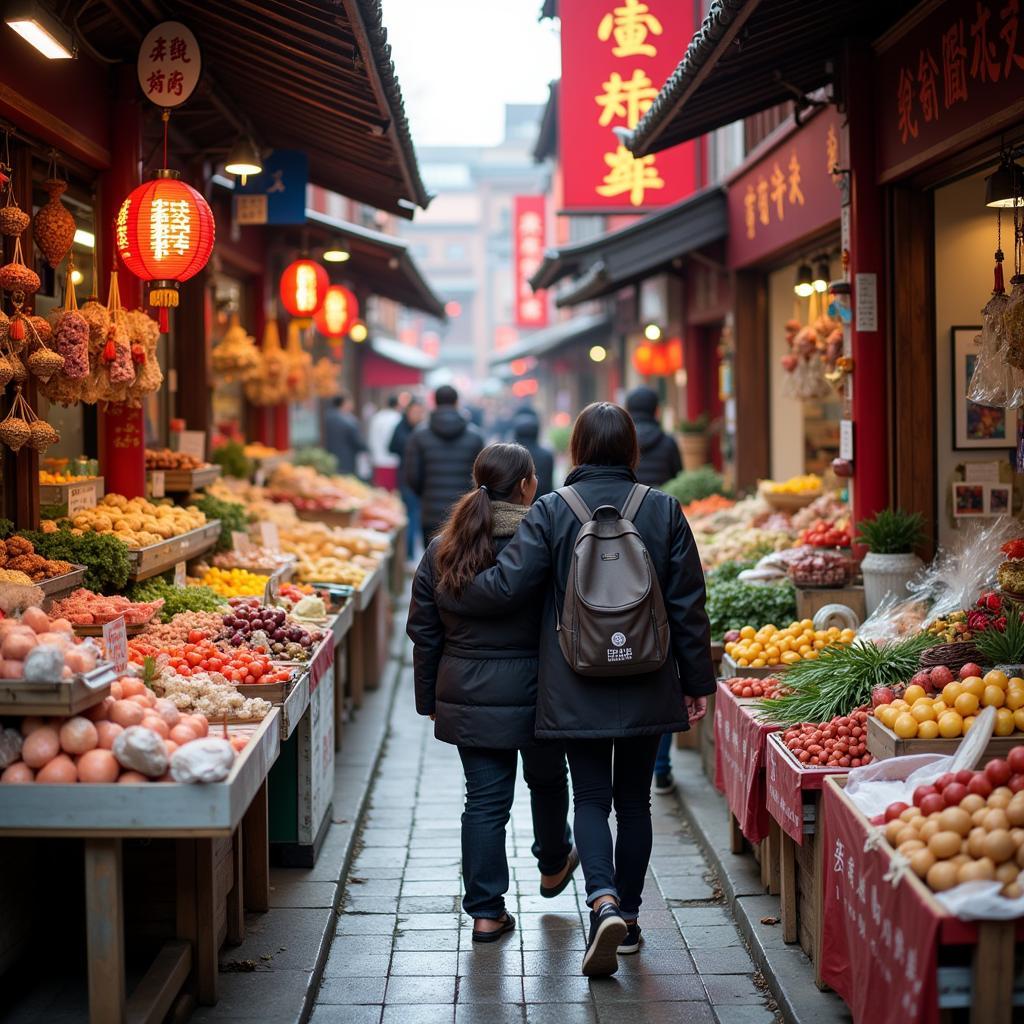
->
<box><xmin>382</xmin><ymin>0</ymin><xmax>561</xmax><ymax>147</ymax></box>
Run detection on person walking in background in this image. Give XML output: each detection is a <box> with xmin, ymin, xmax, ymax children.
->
<box><xmin>453</xmin><ymin>403</ymin><xmax>714</xmax><ymax>978</ymax></box>
<box><xmin>390</xmin><ymin>398</ymin><xmax>424</xmax><ymax>562</ymax></box>
<box><xmin>324</xmin><ymin>393</ymin><xmax>366</xmax><ymax>478</ymax></box>
<box><xmin>367</xmin><ymin>395</ymin><xmax>403</xmax><ymax>490</ymax></box>
<box><xmin>626</xmin><ymin>385</ymin><xmax>684</xmax><ymax>794</ymax></box>
<box><xmin>406</xmin><ymin>443</ymin><xmax>577</xmax><ymax>943</ymax></box>
<box><xmin>512</xmin><ymin>406</ymin><xmax>554</xmax><ymax>499</ymax></box>
<box><xmin>404</xmin><ymin>385</ymin><xmax>484</xmax><ymax>547</ymax></box>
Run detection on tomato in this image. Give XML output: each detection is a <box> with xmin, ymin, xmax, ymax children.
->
<box><xmin>986</xmin><ymin>759</ymin><xmax>1012</xmax><ymax>786</ymax></box>
<box><xmin>967</xmin><ymin>773</ymin><xmax>993</xmax><ymax>797</ymax></box>
<box><xmin>1008</xmin><ymin>747</ymin><xmax>1024</xmax><ymax>775</ymax></box>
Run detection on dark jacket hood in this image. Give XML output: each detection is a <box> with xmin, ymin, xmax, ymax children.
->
<box><xmin>513</xmin><ymin>408</ymin><xmax>540</xmax><ymax>442</ymax></box>
<box><xmin>429</xmin><ymin>406</ymin><xmax>469</xmax><ymax>441</ymax></box>
<box><xmin>632</xmin><ymin>413</ymin><xmax>666</xmax><ymax>454</ymax></box>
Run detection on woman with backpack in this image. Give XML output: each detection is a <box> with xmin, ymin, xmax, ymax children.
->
<box><xmin>406</xmin><ymin>442</ymin><xmax>578</xmax><ymax>942</ymax></box>
<box><xmin>446</xmin><ymin>403</ymin><xmax>715</xmax><ymax>977</ymax></box>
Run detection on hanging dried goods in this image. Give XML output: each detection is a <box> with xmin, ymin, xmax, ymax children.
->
<box><xmin>33</xmin><ymin>177</ymin><xmax>75</xmax><ymax>269</ymax></box>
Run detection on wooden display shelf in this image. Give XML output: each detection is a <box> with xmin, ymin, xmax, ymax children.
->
<box><xmin>795</xmin><ymin>584</ymin><xmax>866</xmax><ymax>624</ymax></box>
<box><xmin>295</xmin><ymin>506</ymin><xmax>358</xmax><ymax>528</ymax></box>
<box><xmin>0</xmin><ymin>662</ymin><xmax>117</xmax><ymax>716</ymax></box>
<box><xmin>223</xmin><ymin>555</ymin><xmax>296</xmax><ymax>579</ymax></box>
<box><xmin>38</xmin><ymin>564</ymin><xmax>88</xmax><ymax>601</ymax></box>
<box><xmin>866</xmin><ymin>714</ymin><xmax>1018</xmax><ymax>766</ymax></box>
<box><xmin>38</xmin><ymin>476</ymin><xmax>105</xmax><ymax>510</ymax></box>
<box><xmin>721</xmin><ymin>652</ymin><xmax>789</xmax><ymax>679</ymax></box>
<box><xmin>354</xmin><ymin>564</ymin><xmax>383</xmax><ymax>611</ymax></box>
<box><xmin>126</xmin><ymin>521</ymin><xmax>221</xmax><ymax>582</ymax></box>
<box><xmin>148</xmin><ymin>464</ymin><xmax>222</xmax><ymax>493</ymax></box>
<box><xmin>73</xmin><ymin>615</ymin><xmax>157</xmax><ymax>637</ymax></box>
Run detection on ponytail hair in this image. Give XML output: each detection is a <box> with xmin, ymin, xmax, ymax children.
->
<box><xmin>434</xmin><ymin>442</ymin><xmax>535</xmax><ymax>597</ymax></box>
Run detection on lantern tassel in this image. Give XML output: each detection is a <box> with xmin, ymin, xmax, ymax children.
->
<box><xmin>995</xmin><ymin>247</ymin><xmax>1005</xmax><ymax>295</ymax></box>
<box><xmin>158</xmin><ymin>308</ymin><xmax>169</xmax><ymax>333</ymax></box>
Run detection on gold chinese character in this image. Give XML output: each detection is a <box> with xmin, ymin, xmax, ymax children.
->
<box><xmin>595</xmin><ymin>69</ymin><xmax>658</xmax><ymax>128</ymax></box>
<box><xmin>744</xmin><ymin>186</ymin><xmax>756</xmax><ymax>240</ymax></box>
<box><xmin>596</xmin><ymin>146</ymin><xmax>665</xmax><ymax>206</ymax></box>
<box><xmin>825</xmin><ymin>124</ymin><xmax>839</xmax><ymax>176</ymax></box>
<box><xmin>596</xmin><ymin>0</ymin><xmax>663</xmax><ymax>58</ymax></box>
<box><xmin>788</xmin><ymin>151</ymin><xmax>805</xmax><ymax>205</ymax></box>
<box><xmin>756</xmin><ymin>176</ymin><xmax>769</xmax><ymax>226</ymax></box>
<box><xmin>769</xmin><ymin>162</ymin><xmax>786</xmax><ymax>220</ymax></box>
<box><xmin>151</xmin><ymin>197</ymin><xmax>171</xmax><ymax>259</ymax></box>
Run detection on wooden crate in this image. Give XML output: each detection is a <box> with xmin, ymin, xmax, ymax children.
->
<box><xmin>154</xmin><ymin>465</ymin><xmax>222</xmax><ymax>492</ymax></box>
<box><xmin>0</xmin><ymin>663</ymin><xmax>116</xmax><ymax>716</ymax></box>
<box><xmin>796</xmin><ymin>584</ymin><xmax>866</xmax><ymax>624</ymax></box>
<box><xmin>38</xmin><ymin>476</ymin><xmax>105</xmax><ymax>510</ymax></box>
<box><xmin>127</xmin><ymin>521</ymin><xmax>221</xmax><ymax>582</ymax></box>
<box><xmin>721</xmin><ymin>652</ymin><xmax>789</xmax><ymax>679</ymax></box>
<box><xmin>866</xmin><ymin>715</ymin><xmax>1018</xmax><ymax>766</ymax></box>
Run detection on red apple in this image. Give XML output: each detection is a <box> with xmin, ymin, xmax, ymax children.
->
<box><xmin>967</xmin><ymin>774</ymin><xmax>994</xmax><ymax>797</ymax></box>
<box><xmin>871</xmin><ymin>687</ymin><xmax>896</xmax><ymax>708</ymax></box>
<box><xmin>942</xmin><ymin>782</ymin><xmax>968</xmax><ymax>806</ymax></box>
<box><xmin>910</xmin><ymin>670</ymin><xmax>933</xmax><ymax>692</ymax></box>
<box><xmin>920</xmin><ymin>793</ymin><xmax>946</xmax><ymax>816</ymax></box>
<box><xmin>986</xmin><ymin>759</ymin><xmax>1012</xmax><ymax>786</ymax></box>
<box><xmin>929</xmin><ymin>665</ymin><xmax>954</xmax><ymax>688</ymax></box>
<box><xmin>913</xmin><ymin>784</ymin><xmax>938</xmax><ymax>807</ymax></box>
<box><xmin>954</xmin><ymin>769</ymin><xmax>975</xmax><ymax>786</ymax></box>
<box><xmin>933</xmin><ymin>772</ymin><xmax>955</xmax><ymax>792</ymax></box>
<box><xmin>884</xmin><ymin>802</ymin><xmax>909</xmax><ymax>822</ymax></box>
<box><xmin>1008</xmin><ymin>747</ymin><xmax>1024</xmax><ymax>775</ymax></box>
<box><xmin>1010</xmin><ymin>774</ymin><xmax>1024</xmax><ymax>794</ymax></box>
<box><xmin>959</xmin><ymin>662</ymin><xmax>984</xmax><ymax>680</ymax></box>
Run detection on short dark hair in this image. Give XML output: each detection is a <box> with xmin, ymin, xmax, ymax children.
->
<box><xmin>435</xmin><ymin>385</ymin><xmax>458</xmax><ymax>407</ymax></box>
<box><xmin>625</xmin><ymin>386</ymin><xmax>658</xmax><ymax>417</ymax></box>
<box><xmin>387</xmin><ymin>394</ymin><xmax>399</xmax><ymax>409</ymax></box>
<box><xmin>570</xmin><ymin>402</ymin><xmax>639</xmax><ymax>470</ymax></box>
<box><xmin>332</xmin><ymin>394</ymin><xmax>348</xmax><ymax>409</ymax></box>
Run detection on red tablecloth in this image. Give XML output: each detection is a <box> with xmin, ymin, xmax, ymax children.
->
<box><xmin>713</xmin><ymin>681</ymin><xmax>780</xmax><ymax>844</ymax></box>
<box><xmin>765</xmin><ymin>733</ymin><xmax>847</xmax><ymax>845</ymax></box>
<box><xmin>819</xmin><ymin>779</ymin><xmax>940</xmax><ymax>1024</ymax></box>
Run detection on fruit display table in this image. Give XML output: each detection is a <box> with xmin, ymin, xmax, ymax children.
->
<box><xmin>820</xmin><ymin>775</ymin><xmax>1023</xmax><ymax>1024</ymax></box>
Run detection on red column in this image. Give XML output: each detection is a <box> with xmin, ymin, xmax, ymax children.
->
<box><xmin>98</xmin><ymin>67</ymin><xmax>146</xmax><ymax>498</ymax></box>
<box><xmin>845</xmin><ymin>46</ymin><xmax>890</xmax><ymax>523</ymax></box>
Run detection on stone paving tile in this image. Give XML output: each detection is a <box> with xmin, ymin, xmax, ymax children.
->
<box><xmin>385</xmin><ymin>975</ymin><xmax>457</xmax><ymax>1003</ymax></box>
<box><xmin>309</xmin><ymin>1006</ymin><xmax>383</xmax><ymax>1024</ymax></box>
<box><xmin>317</xmin><ymin>975</ymin><xmax>388</xmax><ymax>1004</ymax></box>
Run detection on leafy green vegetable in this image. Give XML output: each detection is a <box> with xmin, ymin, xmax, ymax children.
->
<box><xmin>128</xmin><ymin>575</ymin><xmax>228</xmax><ymax>620</ymax></box>
<box><xmin>294</xmin><ymin>446</ymin><xmax>339</xmax><ymax>475</ymax></box>
<box><xmin>705</xmin><ymin>578</ymin><xmax>796</xmax><ymax>642</ymax></box>
<box><xmin>976</xmin><ymin>613</ymin><xmax>1024</xmax><ymax>666</ymax></box>
<box><xmin>706</xmin><ymin>560</ymin><xmax>755</xmax><ymax>585</ymax></box>
<box><xmin>21</xmin><ymin>529</ymin><xmax>131</xmax><ymax>592</ymax></box>
<box><xmin>0</xmin><ymin>519</ymin><xmax>14</xmax><ymax>540</ymax></box>
<box><xmin>211</xmin><ymin>440</ymin><xmax>253</xmax><ymax>480</ymax></box>
<box><xmin>193</xmin><ymin>493</ymin><xmax>252</xmax><ymax>552</ymax></box>
<box><xmin>663</xmin><ymin>466</ymin><xmax>730</xmax><ymax>506</ymax></box>
<box><xmin>856</xmin><ymin>508</ymin><xmax>926</xmax><ymax>554</ymax></box>
<box><xmin>754</xmin><ymin>632</ymin><xmax>939</xmax><ymax>725</ymax></box>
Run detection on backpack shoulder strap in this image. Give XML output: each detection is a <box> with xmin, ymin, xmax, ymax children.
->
<box><xmin>620</xmin><ymin>483</ymin><xmax>651</xmax><ymax>522</ymax></box>
<box><xmin>557</xmin><ymin>485</ymin><xmax>593</xmax><ymax>524</ymax></box>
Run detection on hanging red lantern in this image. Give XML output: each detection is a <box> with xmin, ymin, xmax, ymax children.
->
<box><xmin>313</xmin><ymin>284</ymin><xmax>359</xmax><ymax>340</ymax></box>
<box><xmin>632</xmin><ymin>342</ymin><xmax>654</xmax><ymax>375</ymax></box>
<box><xmin>115</xmin><ymin>170</ymin><xmax>216</xmax><ymax>332</ymax></box>
<box><xmin>280</xmin><ymin>259</ymin><xmax>329</xmax><ymax>319</ymax></box>
<box><xmin>665</xmin><ymin>338</ymin><xmax>684</xmax><ymax>373</ymax></box>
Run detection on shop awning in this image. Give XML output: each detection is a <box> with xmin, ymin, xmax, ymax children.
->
<box><xmin>530</xmin><ymin>187</ymin><xmax>726</xmax><ymax>306</ymax></box>
<box><xmin>533</xmin><ymin>81</ymin><xmax>558</xmax><ymax>163</ymax></box>
<box><xmin>361</xmin><ymin>334</ymin><xmax>436</xmax><ymax>389</ymax></box>
<box><xmin>623</xmin><ymin>0</ymin><xmax>917</xmax><ymax>156</ymax></box>
<box><xmin>78</xmin><ymin>0</ymin><xmax>431</xmax><ymax>217</ymax></box>
<box><xmin>304</xmin><ymin>210</ymin><xmax>447</xmax><ymax>319</ymax></box>
<box><xmin>491</xmin><ymin>313</ymin><xmax>611</xmax><ymax>367</ymax></box>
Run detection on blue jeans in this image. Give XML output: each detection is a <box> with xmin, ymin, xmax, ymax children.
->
<box><xmin>458</xmin><ymin>744</ymin><xmax>572</xmax><ymax>920</ymax></box>
<box><xmin>654</xmin><ymin>733</ymin><xmax>673</xmax><ymax>777</ymax></box>
<box><xmin>564</xmin><ymin>735</ymin><xmax>660</xmax><ymax>919</ymax></box>
<box><xmin>399</xmin><ymin>483</ymin><xmax>420</xmax><ymax>559</ymax></box>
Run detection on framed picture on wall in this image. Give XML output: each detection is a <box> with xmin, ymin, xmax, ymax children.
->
<box><xmin>952</xmin><ymin>326</ymin><xmax>1018</xmax><ymax>449</ymax></box>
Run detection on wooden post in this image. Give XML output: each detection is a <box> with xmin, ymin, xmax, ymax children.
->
<box><xmin>242</xmin><ymin>780</ymin><xmax>270</xmax><ymax>913</ymax></box>
<box><xmin>729</xmin><ymin>813</ymin><xmax>744</xmax><ymax>855</ymax></box>
<box><xmin>349</xmin><ymin>610</ymin><xmax>366</xmax><ymax>708</ymax></box>
<box><xmin>334</xmin><ymin>632</ymin><xmax>348</xmax><ymax>750</ymax></box>
<box><xmin>766</xmin><ymin>818</ymin><xmax>781</xmax><ymax>895</ymax></box>
<box><xmin>813</xmin><ymin>828</ymin><xmax>828</xmax><ymax>988</ymax></box>
<box><xmin>226</xmin><ymin>827</ymin><xmax>245</xmax><ymax>946</ymax></box>
<box><xmin>779</xmin><ymin>831</ymin><xmax>798</xmax><ymax>944</ymax></box>
<box><xmin>732</xmin><ymin>271</ymin><xmax>770</xmax><ymax>490</ymax></box>
<box><xmin>84</xmin><ymin>837</ymin><xmax>126</xmax><ymax>1024</ymax></box>
<box><xmin>194</xmin><ymin>838</ymin><xmax>217</xmax><ymax>1005</ymax></box>
<box><xmin>971</xmin><ymin>922</ymin><xmax>1015</xmax><ymax>1024</ymax></box>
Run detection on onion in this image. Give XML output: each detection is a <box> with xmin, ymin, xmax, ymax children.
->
<box><xmin>20</xmin><ymin>607</ymin><xmax>51</xmax><ymax>634</ymax></box>
<box><xmin>2</xmin><ymin>633</ymin><xmax>36</xmax><ymax>661</ymax></box>
<box><xmin>36</xmin><ymin>754</ymin><xmax>77</xmax><ymax>783</ymax></box>
<box><xmin>1</xmin><ymin>762</ymin><xmax>33</xmax><ymax>783</ymax></box>
<box><xmin>22</xmin><ymin>727</ymin><xmax>60</xmax><ymax>768</ymax></box>
<box><xmin>59</xmin><ymin>717</ymin><xmax>98</xmax><ymax>755</ymax></box>
<box><xmin>19</xmin><ymin>716</ymin><xmax>47</xmax><ymax>736</ymax></box>
<box><xmin>141</xmin><ymin>716</ymin><xmax>169</xmax><ymax>739</ymax></box>
<box><xmin>152</xmin><ymin>698</ymin><xmax>180</xmax><ymax>728</ymax></box>
<box><xmin>95</xmin><ymin>721</ymin><xmax>123</xmax><ymax>750</ymax></box>
<box><xmin>109</xmin><ymin>700</ymin><xmax>144</xmax><ymax>728</ymax></box>
<box><xmin>169</xmin><ymin>725</ymin><xmax>198</xmax><ymax>746</ymax></box>
<box><xmin>117</xmin><ymin>771</ymin><xmax>148</xmax><ymax>784</ymax></box>
<box><xmin>77</xmin><ymin>748</ymin><xmax>118</xmax><ymax>783</ymax></box>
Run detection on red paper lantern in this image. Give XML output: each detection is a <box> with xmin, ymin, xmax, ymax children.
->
<box><xmin>633</xmin><ymin>342</ymin><xmax>654</xmax><ymax>375</ymax></box>
<box><xmin>280</xmin><ymin>259</ymin><xmax>329</xmax><ymax>319</ymax></box>
<box><xmin>313</xmin><ymin>284</ymin><xmax>359</xmax><ymax>340</ymax></box>
<box><xmin>115</xmin><ymin>170</ymin><xmax>216</xmax><ymax>331</ymax></box>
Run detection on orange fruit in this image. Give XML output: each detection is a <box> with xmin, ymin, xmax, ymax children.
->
<box><xmin>985</xmin><ymin>669</ymin><xmax>1010</xmax><ymax>689</ymax></box>
<box><xmin>938</xmin><ymin>711</ymin><xmax>964</xmax><ymax>738</ymax></box>
<box><xmin>911</xmin><ymin>702</ymin><xmax>937</xmax><ymax>723</ymax></box>
<box><xmin>954</xmin><ymin>692</ymin><xmax>980</xmax><ymax>717</ymax></box>
<box><xmin>893</xmin><ymin>713</ymin><xmax>919</xmax><ymax>739</ymax></box>
<box><xmin>904</xmin><ymin>684</ymin><xmax>927</xmax><ymax>705</ymax></box>
<box><xmin>983</xmin><ymin>685</ymin><xmax>1007</xmax><ymax>709</ymax></box>
<box><xmin>942</xmin><ymin>682</ymin><xmax>963</xmax><ymax>704</ymax></box>
<box><xmin>961</xmin><ymin>676</ymin><xmax>985</xmax><ymax>698</ymax></box>
<box><xmin>917</xmin><ymin>720</ymin><xmax>940</xmax><ymax>739</ymax></box>
<box><xmin>995</xmin><ymin>708</ymin><xmax>1016</xmax><ymax>736</ymax></box>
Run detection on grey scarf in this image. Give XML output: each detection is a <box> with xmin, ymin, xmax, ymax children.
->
<box><xmin>491</xmin><ymin>500</ymin><xmax>529</xmax><ymax>538</ymax></box>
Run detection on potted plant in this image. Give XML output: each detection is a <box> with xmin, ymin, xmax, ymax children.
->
<box><xmin>856</xmin><ymin>508</ymin><xmax>926</xmax><ymax>614</ymax></box>
<box><xmin>677</xmin><ymin>414</ymin><xmax>709</xmax><ymax>471</ymax></box>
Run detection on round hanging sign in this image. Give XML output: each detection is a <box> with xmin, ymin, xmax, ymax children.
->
<box><xmin>138</xmin><ymin>22</ymin><xmax>202</xmax><ymax>108</ymax></box>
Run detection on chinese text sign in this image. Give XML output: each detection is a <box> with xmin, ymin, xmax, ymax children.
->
<box><xmin>513</xmin><ymin>196</ymin><xmax>549</xmax><ymax>328</ymax></box>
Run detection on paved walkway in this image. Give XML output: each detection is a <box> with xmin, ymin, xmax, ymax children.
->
<box><xmin>310</xmin><ymin>673</ymin><xmax>780</xmax><ymax>1024</ymax></box>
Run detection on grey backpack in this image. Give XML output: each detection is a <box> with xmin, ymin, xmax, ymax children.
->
<box><xmin>555</xmin><ymin>483</ymin><xmax>670</xmax><ymax>677</ymax></box>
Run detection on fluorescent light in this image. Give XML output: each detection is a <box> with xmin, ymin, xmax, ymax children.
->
<box><xmin>224</xmin><ymin>135</ymin><xmax>262</xmax><ymax>186</ymax></box>
<box><xmin>323</xmin><ymin>247</ymin><xmax>350</xmax><ymax>263</ymax></box>
<box><xmin>6</xmin><ymin>3</ymin><xmax>73</xmax><ymax>59</ymax></box>
<box><xmin>73</xmin><ymin>228</ymin><xmax>95</xmax><ymax>248</ymax></box>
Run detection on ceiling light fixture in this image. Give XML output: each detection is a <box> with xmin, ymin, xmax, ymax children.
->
<box><xmin>73</xmin><ymin>228</ymin><xmax>95</xmax><ymax>248</ymax></box>
<box><xmin>322</xmin><ymin>240</ymin><xmax>351</xmax><ymax>263</ymax></box>
<box><xmin>643</xmin><ymin>323</ymin><xmax>662</xmax><ymax>342</ymax></box>
<box><xmin>5</xmin><ymin>1</ymin><xmax>74</xmax><ymax>58</ymax></box>
<box><xmin>589</xmin><ymin>345</ymin><xmax>607</xmax><ymax>363</ymax></box>
<box><xmin>794</xmin><ymin>261</ymin><xmax>815</xmax><ymax>298</ymax></box>
<box><xmin>224</xmin><ymin>135</ymin><xmax>262</xmax><ymax>186</ymax></box>
<box><xmin>985</xmin><ymin>157</ymin><xmax>1023</xmax><ymax>208</ymax></box>
<box><xmin>812</xmin><ymin>256</ymin><xmax>831</xmax><ymax>293</ymax></box>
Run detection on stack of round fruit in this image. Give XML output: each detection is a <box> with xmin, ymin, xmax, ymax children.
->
<box><xmin>782</xmin><ymin>708</ymin><xmax>873</xmax><ymax>768</ymax></box>
<box><xmin>727</xmin><ymin>677</ymin><xmax>786</xmax><ymax>699</ymax></box>
<box><xmin>724</xmin><ymin>620</ymin><xmax>855</xmax><ymax>669</ymax></box>
<box><xmin>881</xmin><ymin>749</ymin><xmax>1024</xmax><ymax>896</ymax></box>
<box><xmin>873</xmin><ymin>663</ymin><xmax>1024</xmax><ymax>740</ymax></box>
<box><xmin>219</xmin><ymin>600</ymin><xmax>322</xmax><ymax>660</ymax></box>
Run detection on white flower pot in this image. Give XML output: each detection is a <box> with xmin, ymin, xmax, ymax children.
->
<box><xmin>861</xmin><ymin>551</ymin><xmax>924</xmax><ymax>615</ymax></box>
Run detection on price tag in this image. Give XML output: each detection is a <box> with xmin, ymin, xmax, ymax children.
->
<box><xmin>232</xmin><ymin>530</ymin><xmax>254</xmax><ymax>553</ymax></box>
<box><xmin>254</xmin><ymin>468</ymin><xmax>267</xmax><ymax>487</ymax></box>
<box><xmin>175</xmin><ymin>430</ymin><xmax>206</xmax><ymax>461</ymax></box>
<box><xmin>174</xmin><ymin>561</ymin><xmax>187</xmax><ymax>587</ymax></box>
<box><xmin>67</xmin><ymin>483</ymin><xmax>97</xmax><ymax>516</ymax></box>
<box><xmin>259</xmin><ymin>522</ymin><xmax>280</xmax><ymax>551</ymax></box>
<box><xmin>263</xmin><ymin>572</ymin><xmax>280</xmax><ymax>607</ymax></box>
<box><xmin>102</xmin><ymin>615</ymin><xmax>129</xmax><ymax>674</ymax></box>
<box><xmin>150</xmin><ymin>470</ymin><xmax>165</xmax><ymax>499</ymax></box>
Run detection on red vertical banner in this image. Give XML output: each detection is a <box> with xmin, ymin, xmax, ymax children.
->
<box><xmin>558</xmin><ymin>0</ymin><xmax>696</xmax><ymax>211</ymax></box>
<box><xmin>513</xmin><ymin>196</ymin><xmax>549</xmax><ymax>328</ymax></box>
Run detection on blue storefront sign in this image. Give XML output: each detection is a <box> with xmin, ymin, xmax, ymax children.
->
<box><xmin>233</xmin><ymin>149</ymin><xmax>308</xmax><ymax>225</ymax></box>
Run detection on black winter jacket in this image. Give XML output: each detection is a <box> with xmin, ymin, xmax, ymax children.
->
<box><xmin>404</xmin><ymin>408</ymin><xmax>484</xmax><ymax>535</ymax></box>
<box><xmin>632</xmin><ymin>413</ymin><xmax>682</xmax><ymax>488</ymax></box>
<box><xmin>446</xmin><ymin>464</ymin><xmax>715</xmax><ymax>739</ymax></box>
<box><xmin>407</xmin><ymin>535</ymin><xmax>543</xmax><ymax>748</ymax></box>
<box><xmin>513</xmin><ymin>409</ymin><xmax>555</xmax><ymax>498</ymax></box>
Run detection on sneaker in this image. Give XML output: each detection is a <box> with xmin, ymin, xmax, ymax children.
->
<box><xmin>582</xmin><ymin>904</ymin><xmax>628</xmax><ymax>977</ymax></box>
<box><xmin>617</xmin><ymin>921</ymin><xmax>643</xmax><ymax>954</ymax></box>
<box><xmin>653</xmin><ymin>771</ymin><xmax>676</xmax><ymax>795</ymax></box>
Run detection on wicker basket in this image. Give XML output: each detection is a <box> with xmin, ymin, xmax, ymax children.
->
<box><xmin>920</xmin><ymin>642</ymin><xmax>981</xmax><ymax>673</ymax></box>
<box><xmin>759</xmin><ymin>486</ymin><xmax>821</xmax><ymax>512</ymax></box>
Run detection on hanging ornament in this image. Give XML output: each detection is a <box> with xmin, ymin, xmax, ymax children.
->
<box><xmin>280</xmin><ymin>259</ymin><xmax>328</xmax><ymax>319</ymax></box>
<box><xmin>34</xmin><ymin>155</ymin><xmax>76</xmax><ymax>268</ymax></box>
<box><xmin>0</xmin><ymin>132</ymin><xmax>28</xmax><ymax>238</ymax></box>
<box><xmin>0</xmin><ymin>237</ymin><xmax>41</xmax><ymax>296</ymax></box>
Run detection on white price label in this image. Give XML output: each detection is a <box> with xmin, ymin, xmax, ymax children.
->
<box><xmin>103</xmin><ymin>616</ymin><xmax>129</xmax><ymax>674</ymax></box>
<box><xmin>175</xmin><ymin>430</ymin><xmax>206</xmax><ymax>461</ymax></box>
<box><xmin>67</xmin><ymin>483</ymin><xmax>97</xmax><ymax>516</ymax></box>
<box><xmin>174</xmin><ymin>561</ymin><xmax>187</xmax><ymax>587</ymax></box>
<box><xmin>263</xmin><ymin>572</ymin><xmax>280</xmax><ymax>607</ymax></box>
<box><xmin>259</xmin><ymin>522</ymin><xmax>280</xmax><ymax>552</ymax></box>
<box><xmin>150</xmin><ymin>470</ymin><xmax>165</xmax><ymax>498</ymax></box>
<box><xmin>839</xmin><ymin>420</ymin><xmax>854</xmax><ymax>461</ymax></box>
<box><xmin>231</xmin><ymin>530</ymin><xmax>254</xmax><ymax>553</ymax></box>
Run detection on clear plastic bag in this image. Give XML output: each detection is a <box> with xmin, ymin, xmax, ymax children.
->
<box><xmin>967</xmin><ymin>294</ymin><xmax>1010</xmax><ymax>405</ymax></box>
<box><xmin>855</xmin><ymin>593</ymin><xmax>930</xmax><ymax>643</ymax></box>
<box><xmin>1004</xmin><ymin>277</ymin><xmax>1024</xmax><ymax>370</ymax></box>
